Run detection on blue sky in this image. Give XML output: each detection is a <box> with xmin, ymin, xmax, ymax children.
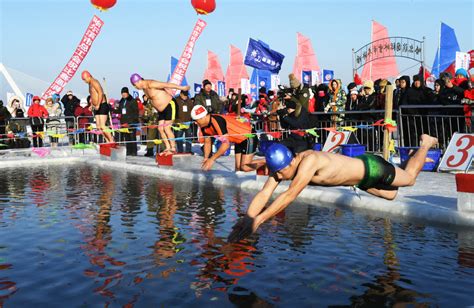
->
<box><xmin>1</xmin><ymin>0</ymin><xmax>473</xmax><ymax>101</ymax></box>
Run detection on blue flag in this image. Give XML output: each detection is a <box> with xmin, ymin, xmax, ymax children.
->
<box><xmin>322</xmin><ymin>70</ymin><xmax>334</xmax><ymax>84</ymax></box>
<box><xmin>194</xmin><ymin>83</ymin><xmax>202</xmax><ymax>96</ymax></box>
<box><xmin>167</xmin><ymin>56</ymin><xmax>188</xmax><ymax>86</ymax></box>
<box><xmin>302</xmin><ymin>71</ymin><xmax>312</xmax><ymax>85</ymax></box>
<box><xmin>250</xmin><ymin>69</ymin><xmax>272</xmax><ymax>102</ymax></box>
<box><xmin>25</xmin><ymin>93</ymin><xmax>33</xmax><ymax>107</ymax></box>
<box><xmin>244</xmin><ymin>38</ymin><xmax>285</xmax><ymax>73</ymax></box>
<box><xmin>217</xmin><ymin>81</ymin><xmax>226</xmax><ymax>97</ymax></box>
<box><xmin>432</xmin><ymin>22</ymin><xmax>461</xmax><ymax>77</ymax></box>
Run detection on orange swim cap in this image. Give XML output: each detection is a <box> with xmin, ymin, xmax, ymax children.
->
<box><xmin>81</xmin><ymin>70</ymin><xmax>91</xmax><ymax>80</ymax></box>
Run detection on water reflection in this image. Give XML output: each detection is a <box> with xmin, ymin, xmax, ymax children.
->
<box><xmin>346</xmin><ymin>219</ymin><xmax>432</xmax><ymax>306</ymax></box>
<box><xmin>78</xmin><ymin>171</ymin><xmax>127</xmax><ymax>300</ymax></box>
<box><xmin>0</xmin><ymin>166</ymin><xmax>472</xmax><ymax>306</ymax></box>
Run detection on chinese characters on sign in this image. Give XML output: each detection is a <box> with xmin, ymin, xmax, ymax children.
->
<box><xmin>169</xmin><ymin>19</ymin><xmax>207</xmax><ymax>95</ymax></box>
<box><xmin>354</xmin><ymin>37</ymin><xmax>423</xmax><ymax>70</ymax></box>
<box><xmin>42</xmin><ymin>15</ymin><xmax>104</xmax><ymax>100</ymax></box>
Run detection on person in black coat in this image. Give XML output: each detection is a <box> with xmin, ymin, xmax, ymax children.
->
<box><xmin>61</xmin><ymin>91</ymin><xmax>80</xmax><ymax>144</ymax></box>
<box><xmin>405</xmin><ymin>75</ymin><xmax>431</xmax><ymax>105</ymax></box>
<box><xmin>394</xmin><ymin>75</ymin><xmax>411</xmax><ymax>108</ymax></box>
<box><xmin>277</xmin><ymin>99</ymin><xmax>313</xmax><ymax>154</ymax></box>
<box><xmin>115</xmin><ymin>87</ymin><xmax>139</xmax><ymax>156</ymax></box>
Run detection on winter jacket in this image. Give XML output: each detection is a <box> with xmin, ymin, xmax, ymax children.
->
<box><xmin>174</xmin><ymin>96</ymin><xmax>194</xmax><ymax>123</ymax></box>
<box><xmin>405</xmin><ymin>86</ymin><xmax>431</xmax><ymax>105</ymax></box>
<box><xmin>74</xmin><ymin>105</ymin><xmax>94</xmax><ymax>129</ymax></box>
<box><xmin>194</xmin><ymin>90</ymin><xmax>221</xmax><ymax>114</ymax></box>
<box><xmin>326</xmin><ymin>79</ymin><xmax>346</xmax><ymax>122</ymax></box>
<box><xmin>61</xmin><ymin>95</ymin><xmax>80</xmax><ymax>118</ymax></box>
<box><xmin>28</xmin><ymin>103</ymin><xmax>49</xmax><ymax>118</ymax></box>
<box><xmin>115</xmin><ymin>96</ymin><xmax>139</xmax><ymax>125</ymax></box>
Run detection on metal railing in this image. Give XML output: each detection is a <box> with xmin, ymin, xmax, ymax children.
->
<box><xmin>1</xmin><ymin>105</ymin><xmax>471</xmax><ymax>154</ymax></box>
<box><xmin>250</xmin><ymin>105</ymin><xmax>472</xmax><ymax>154</ymax></box>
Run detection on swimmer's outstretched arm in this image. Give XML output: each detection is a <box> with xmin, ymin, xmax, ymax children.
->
<box><xmin>149</xmin><ymin>80</ymin><xmax>190</xmax><ymax>91</ymax></box>
<box><xmin>228</xmin><ymin>176</ymin><xmax>280</xmax><ymax>243</ymax></box>
<box><xmin>253</xmin><ymin>168</ymin><xmax>313</xmax><ymax>231</ymax></box>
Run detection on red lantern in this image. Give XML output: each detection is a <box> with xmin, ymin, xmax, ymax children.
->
<box><xmin>91</xmin><ymin>0</ymin><xmax>117</xmax><ymax>11</ymax></box>
<box><xmin>191</xmin><ymin>0</ymin><xmax>216</xmax><ymax>15</ymax></box>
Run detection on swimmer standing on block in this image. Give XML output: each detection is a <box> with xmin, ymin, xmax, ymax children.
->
<box><xmin>81</xmin><ymin>71</ymin><xmax>114</xmax><ymax>143</ymax></box>
<box><xmin>129</xmin><ymin>73</ymin><xmax>190</xmax><ymax>112</ymax></box>
<box><xmin>228</xmin><ymin>134</ymin><xmax>439</xmax><ymax>243</ymax></box>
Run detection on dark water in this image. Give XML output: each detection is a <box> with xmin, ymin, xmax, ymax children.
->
<box><xmin>0</xmin><ymin>164</ymin><xmax>473</xmax><ymax>307</ymax></box>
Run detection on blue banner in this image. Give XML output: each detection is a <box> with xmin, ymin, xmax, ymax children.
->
<box><xmin>194</xmin><ymin>83</ymin><xmax>202</xmax><ymax>96</ymax></box>
<box><xmin>167</xmin><ymin>56</ymin><xmax>188</xmax><ymax>86</ymax></box>
<box><xmin>132</xmin><ymin>91</ymin><xmax>139</xmax><ymax>99</ymax></box>
<box><xmin>250</xmin><ymin>69</ymin><xmax>271</xmax><ymax>101</ymax></box>
<box><xmin>25</xmin><ymin>93</ymin><xmax>33</xmax><ymax>107</ymax></box>
<box><xmin>432</xmin><ymin>22</ymin><xmax>461</xmax><ymax>77</ymax></box>
<box><xmin>217</xmin><ymin>81</ymin><xmax>226</xmax><ymax>97</ymax></box>
<box><xmin>302</xmin><ymin>70</ymin><xmax>312</xmax><ymax>85</ymax></box>
<box><xmin>244</xmin><ymin>38</ymin><xmax>285</xmax><ymax>73</ymax></box>
<box><xmin>322</xmin><ymin>69</ymin><xmax>334</xmax><ymax>84</ymax></box>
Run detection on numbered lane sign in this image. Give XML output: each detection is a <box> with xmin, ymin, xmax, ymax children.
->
<box><xmin>438</xmin><ymin>133</ymin><xmax>474</xmax><ymax>172</ymax></box>
<box><xmin>322</xmin><ymin>131</ymin><xmax>352</xmax><ymax>153</ymax></box>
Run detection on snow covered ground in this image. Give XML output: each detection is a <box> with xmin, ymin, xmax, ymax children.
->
<box><xmin>0</xmin><ymin>146</ymin><xmax>472</xmax><ymax>228</ymax></box>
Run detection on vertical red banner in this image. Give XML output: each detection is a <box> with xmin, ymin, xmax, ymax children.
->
<box><xmin>169</xmin><ymin>19</ymin><xmax>207</xmax><ymax>95</ymax></box>
<box><xmin>41</xmin><ymin>15</ymin><xmax>104</xmax><ymax>100</ymax></box>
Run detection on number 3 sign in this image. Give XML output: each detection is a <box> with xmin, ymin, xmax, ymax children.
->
<box><xmin>438</xmin><ymin>133</ymin><xmax>474</xmax><ymax>172</ymax></box>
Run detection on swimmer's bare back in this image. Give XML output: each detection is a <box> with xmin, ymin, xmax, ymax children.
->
<box><xmin>141</xmin><ymin>80</ymin><xmax>189</xmax><ymax>112</ymax></box>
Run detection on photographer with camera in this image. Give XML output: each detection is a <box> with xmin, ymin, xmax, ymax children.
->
<box><xmin>276</xmin><ymin>86</ymin><xmax>313</xmax><ymax>154</ymax></box>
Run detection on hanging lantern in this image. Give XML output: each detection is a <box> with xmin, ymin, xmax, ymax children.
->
<box><xmin>191</xmin><ymin>0</ymin><xmax>216</xmax><ymax>15</ymax></box>
<box><xmin>91</xmin><ymin>0</ymin><xmax>117</xmax><ymax>11</ymax></box>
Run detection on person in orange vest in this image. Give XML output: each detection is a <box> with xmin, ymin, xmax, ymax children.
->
<box><xmin>191</xmin><ymin>105</ymin><xmax>265</xmax><ymax>172</ymax></box>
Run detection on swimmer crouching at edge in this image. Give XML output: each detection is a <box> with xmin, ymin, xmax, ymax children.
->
<box><xmin>228</xmin><ymin>134</ymin><xmax>439</xmax><ymax>243</ymax></box>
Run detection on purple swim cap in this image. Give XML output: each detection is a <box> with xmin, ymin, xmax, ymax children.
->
<box><xmin>130</xmin><ymin>73</ymin><xmax>143</xmax><ymax>85</ymax></box>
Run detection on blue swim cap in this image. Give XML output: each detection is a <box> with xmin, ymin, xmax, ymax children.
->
<box><xmin>265</xmin><ymin>143</ymin><xmax>294</xmax><ymax>173</ymax></box>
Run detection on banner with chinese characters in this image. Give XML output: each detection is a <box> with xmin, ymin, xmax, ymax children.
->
<box><xmin>354</xmin><ymin>37</ymin><xmax>423</xmax><ymax>71</ymax></box>
<box><xmin>42</xmin><ymin>15</ymin><xmax>104</xmax><ymax>100</ymax></box>
<box><xmin>169</xmin><ymin>19</ymin><xmax>207</xmax><ymax>95</ymax></box>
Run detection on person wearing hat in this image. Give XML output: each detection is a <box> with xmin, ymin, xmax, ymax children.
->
<box><xmin>194</xmin><ymin>79</ymin><xmax>222</xmax><ymax>114</ymax></box>
<box><xmin>114</xmin><ymin>87</ymin><xmax>139</xmax><ymax>156</ymax></box>
<box><xmin>0</xmin><ymin>99</ymin><xmax>12</xmax><ymax>137</ymax></box>
<box><xmin>228</xmin><ymin>134</ymin><xmax>439</xmax><ymax>243</ymax></box>
<box><xmin>276</xmin><ymin>97</ymin><xmax>313</xmax><ymax>154</ymax></box>
<box><xmin>81</xmin><ymin>70</ymin><xmax>114</xmax><ymax>143</ymax></box>
<box><xmin>190</xmin><ymin>105</ymin><xmax>265</xmax><ymax>172</ymax></box>
<box><xmin>174</xmin><ymin>90</ymin><xmax>194</xmax><ymax>154</ymax></box>
<box><xmin>288</xmin><ymin>73</ymin><xmax>313</xmax><ymax>112</ymax></box>
<box><xmin>61</xmin><ymin>90</ymin><xmax>80</xmax><ymax>145</ymax></box>
<box><xmin>44</xmin><ymin>97</ymin><xmax>62</xmax><ymax>147</ymax></box>
<box><xmin>129</xmin><ymin>73</ymin><xmax>190</xmax><ymax>113</ymax></box>
<box><xmin>27</xmin><ymin>96</ymin><xmax>49</xmax><ymax>147</ymax></box>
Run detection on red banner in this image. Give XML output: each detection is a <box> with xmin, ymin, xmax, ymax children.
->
<box><xmin>169</xmin><ymin>19</ymin><xmax>207</xmax><ymax>95</ymax></box>
<box><xmin>41</xmin><ymin>15</ymin><xmax>104</xmax><ymax>100</ymax></box>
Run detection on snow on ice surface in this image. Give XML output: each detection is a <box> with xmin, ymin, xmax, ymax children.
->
<box><xmin>0</xmin><ymin>149</ymin><xmax>472</xmax><ymax>228</ymax></box>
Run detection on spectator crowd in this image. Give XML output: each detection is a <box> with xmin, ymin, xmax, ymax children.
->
<box><xmin>0</xmin><ymin>68</ymin><xmax>472</xmax><ymax>156</ymax></box>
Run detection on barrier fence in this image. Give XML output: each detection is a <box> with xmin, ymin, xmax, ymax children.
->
<box><xmin>0</xmin><ymin>105</ymin><xmax>471</xmax><ymax>154</ymax></box>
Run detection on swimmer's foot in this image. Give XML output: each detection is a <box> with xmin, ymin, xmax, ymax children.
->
<box><xmin>420</xmin><ymin>134</ymin><xmax>438</xmax><ymax>149</ymax></box>
<box><xmin>163</xmin><ymin>148</ymin><xmax>176</xmax><ymax>156</ymax></box>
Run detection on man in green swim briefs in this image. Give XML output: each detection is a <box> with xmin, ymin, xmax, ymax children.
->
<box><xmin>228</xmin><ymin>134</ymin><xmax>438</xmax><ymax>243</ymax></box>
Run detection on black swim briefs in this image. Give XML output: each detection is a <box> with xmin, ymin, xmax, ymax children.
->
<box><xmin>93</xmin><ymin>102</ymin><xmax>109</xmax><ymax>116</ymax></box>
<box><xmin>356</xmin><ymin>154</ymin><xmax>396</xmax><ymax>191</ymax></box>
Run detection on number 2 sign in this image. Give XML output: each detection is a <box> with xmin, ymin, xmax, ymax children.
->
<box><xmin>438</xmin><ymin>133</ymin><xmax>474</xmax><ymax>172</ymax></box>
<box><xmin>322</xmin><ymin>131</ymin><xmax>352</xmax><ymax>153</ymax></box>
